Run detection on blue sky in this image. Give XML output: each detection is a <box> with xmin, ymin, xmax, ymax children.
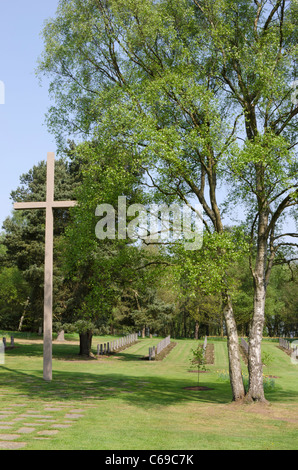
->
<box><xmin>0</xmin><ymin>0</ymin><xmax>59</xmax><ymax>228</ymax></box>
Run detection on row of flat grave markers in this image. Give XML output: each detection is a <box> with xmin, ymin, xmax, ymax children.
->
<box><xmin>96</xmin><ymin>333</ymin><xmax>138</xmax><ymax>355</ymax></box>
<box><xmin>149</xmin><ymin>335</ymin><xmax>171</xmax><ymax>360</ymax></box>
<box><xmin>242</xmin><ymin>337</ymin><xmax>298</xmax><ymax>358</ymax></box>
<box><xmin>2</xmin><ymin>336</ymin><xmax>15</xmax><ymax>348</ymax></box>
<box><xmin>279</xmin><ymin>338</ymin><xmax>298</xmax><ymax>356</ymax></box>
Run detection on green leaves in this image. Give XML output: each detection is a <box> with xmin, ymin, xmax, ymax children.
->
<box><xmin>0</xmin><ymin>267</ymin><xmax>29</xmax><ymax>330</ymax></box>
<box><xmin>226</xmin><ymin>131</ymin><xmax>295</xmax><ymax>199</ymax></box>
<box><xmin>35</xmin><ymin>0</ymin><xmax>297</xmax><ymax>355</ymax></box>
<box><xmin>173</xmin><ymin>227</ymin><xmax>249</xmax><ymax>296</ymax></box>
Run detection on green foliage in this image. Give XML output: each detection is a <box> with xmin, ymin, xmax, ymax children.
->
<box><xmin>6</xmin><ymin>0</ymin><xmax>296</xmax><ymax>351</ymax></box>
<box><xmin>62</xmin><ymin>320</ymin><xmax>100</xmax><ymax>335</ymax></box>
<box><xmin>262</xmin><ymin>351</ymin><xmax>274</xmax><ymax>369</ymax></box>
<box><xmin>0</xmin><ymin>267</ymin><xmax>29</xmax><ymax>330</ymax></box>
<box><xmin>172</xmin><ymin>228</ymin><xmax>250</xmax><ymax>301</ymax></box>
<box><xmin>217</xmin><ymin>369</ymin><xmax>276</xmax><ymax>392</ymax></box>
<box><xmin>1</xmin><ymin>158</ymin><xmax>80</xmax><ymax>331</ymax></box>
<box><xmin>58</xmin><ymin>143</ymin><xmax>177</xmax><ymax>335</ymax></box>
<box><xmin>190</xmin><ymin>344</ymin><xmax>206</xmax><ymax>385</ymax></box>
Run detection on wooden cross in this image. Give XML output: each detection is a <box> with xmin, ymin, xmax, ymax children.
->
<box><xmin>14</xmin><ymin>153</ymin><xmax>77</xmax><ymax>381</ymax></box>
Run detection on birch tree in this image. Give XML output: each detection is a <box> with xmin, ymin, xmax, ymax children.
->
<box><xmin>192</xmin><ymin>0</ymin><xmax>298</xmax><ymax>401</ymax></box>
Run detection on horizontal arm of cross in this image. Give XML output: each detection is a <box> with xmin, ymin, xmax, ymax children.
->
<box><xmin>52</xmin><ymin>201</ymin><xmax>77</xmax><ymax>208</ymax></box>
<box><xmin>14</xmin><ymin>201</ymin><xmax>77</xmax><ymax>210</ymax></box>
<box><xmin>14</xmin><ymin>202</ymin><xmax>47</xmax><ymax>210</ymax></box>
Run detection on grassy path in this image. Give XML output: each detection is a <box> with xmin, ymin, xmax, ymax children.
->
<box><xmin>0</xmin><ymin>336</ymin><xmax>297</xmax><ymax>450</ymax></box>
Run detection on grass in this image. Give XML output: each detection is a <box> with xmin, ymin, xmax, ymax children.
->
<box><xmin>0</xmin><ymin>333</ymin><xmax>297</xmax><ymax>450</ymax></box>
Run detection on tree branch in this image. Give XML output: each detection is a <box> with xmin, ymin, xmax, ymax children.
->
<box><xmin>266</xmin><ymin>189</ymin><xmax>298</xmax><ymax>238</ymax></box>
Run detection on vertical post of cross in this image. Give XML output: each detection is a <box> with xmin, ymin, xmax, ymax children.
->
<box><xmin>43</xmin><ymin>152</ymin><xmax>54</xmax><ymax>381</ymax></box>
<box><xmin>13</xmin><ymin>152</ymin><xmax>77</xmax><ymax>382</ymax></box>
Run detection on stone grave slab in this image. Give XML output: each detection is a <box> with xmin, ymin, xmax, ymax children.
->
<box><xmin>0</xmin><ymin>441</ymin><xmax>27</xmax><ymax>449</ymax></box>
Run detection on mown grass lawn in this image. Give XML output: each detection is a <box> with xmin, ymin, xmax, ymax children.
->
<box><xmin>0</xmin><ymin>333</ymin><xmax>297</xmax><ymax>450</ymax></box>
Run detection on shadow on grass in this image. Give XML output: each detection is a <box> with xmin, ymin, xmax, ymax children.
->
<box><xmin>0</xmin><ymin>364</ymin><xmax>237</xmax><ymax>408</ymax></box>
<box><xmin>3</xmin><ymin>343</ymin><xmax>84</xmax><ymax>360</ymax></box>
<box><xmin>5</xmin><ymin>342</ymin><xmax>150</xmax><ymax>362</ymax></box>
<box><xmin>113</xmin><ymin>351</ymin><xmax>145</xmax><ymax>361</ymax></box>
<box><xmin>2</xmin><ymin>342</ymin><xmax>298</xmax><ymax>408</ymax></box>
<box><xmin>2</xmin><ymin>365</ymin><xmax>297</xmax><ymax>408</ymax></box>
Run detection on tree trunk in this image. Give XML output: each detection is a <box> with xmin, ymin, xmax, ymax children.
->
<box><xmin>79</xmin><ymin>330</ymin><xmax>93</xmax><ymax>356</ymax></box>
<box><xmin>195</xmin><ymin>321</ymin><xmax>199</xmax><ymax>340</ymax></box>
<box><xmin>18</xmin><ymin>314</ymin><xmax>25</xmax><ymax>332</ymax></box>
<box><xmin>18</xmin><ymin>297</ymin><xmax>30</xmax><ymax>331</ymax></box>
<box><xmin>183</xmin><ymin>309</ymin><xmax>187</xmax><ymax>338</ymax></box>
<box><xmin>223</xmin><ymin>293</ymin><xmax>245</xmax><ymax>401</ymax></box>
<box><xmin>220</xmin><ymin>311</ymin><xmax>224</xmax><ymax>337</ymax></box>
<box><xmin>246</xmin><ymin>206</ymin><xmax>269</xmax><ymax>403</ymax></box>
<box><xmin>246</xmin><ymin>276</ymin><xmax>267</xmax><ymax>402</ymax></box>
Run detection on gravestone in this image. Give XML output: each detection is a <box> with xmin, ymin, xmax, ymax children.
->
<box><xmin>56</xmin><ymin>330</ymin><xmax>65</xmax><ymax>342</ymax></box>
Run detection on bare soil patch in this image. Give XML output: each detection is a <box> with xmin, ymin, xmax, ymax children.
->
<box><xmin>12</xmin><ymin>338</ymin><xmax>80</xmax><ymax>346</ymax></box>
<box><xmin>187</xmin><ymin>370</ymin><xmax>209</xmax><ymax>373</ymax></box>
<box><xmin>228</xmin><ymin>402</ymin><xmax>298</xmax><ymax>425</ymax></box>
<box><xmin>277</xmin><ymin>345</ymin><xmax>293</xmax><ymax>358</ymax></box>
<box><xmin>205</xmin><ymin>344</ymin><xmax>214</xmax><ymax>364</ymax></box>
<box><xmin>141</xmin><ymin>342</ymin><xmax>177</xmax><ymax>361</ymax></box>
<box><xmin>155</xmin><ymin>341</ymin><xmax>177</xmax><ymax>361</ymax></box>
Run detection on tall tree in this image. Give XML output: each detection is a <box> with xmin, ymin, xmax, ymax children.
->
<box><xmin>38</xmin><ymin>0</ymin><xmax>246</xmax><ymax>401</ymax></box>
<box><xmin>193</xmin><ymin>0</ymin><xmax>297</xmax><ymax>401</ymax></box>
<box><xmin>60</xmin><ymin>141</ymin><xmax>174</xmax><ymax>355</ymax></box>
